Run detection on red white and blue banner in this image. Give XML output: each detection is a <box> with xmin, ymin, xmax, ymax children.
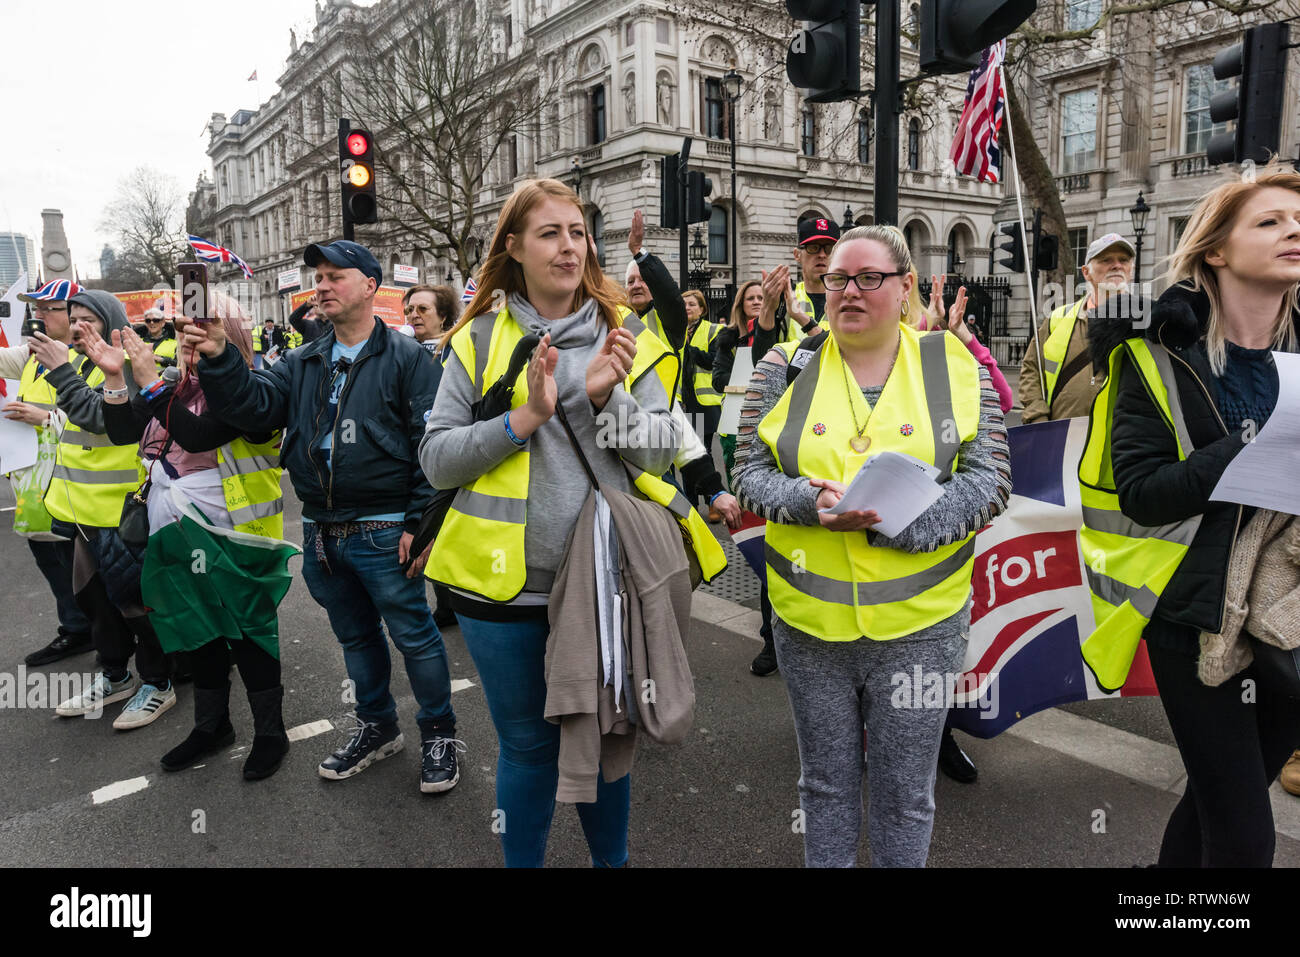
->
<box><xmin>948</xmin><ymin>417</ymin><xmax>1157</xmax><ymax>738</ymax></box>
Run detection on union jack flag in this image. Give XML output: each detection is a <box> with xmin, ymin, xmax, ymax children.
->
<box><xmin>187</xmin><ymin>235</ymin><xmax>253</xmax><ymax>280</ymax></box>
<box><xmin>949</xmin><ymin>41</ymin><xmax>1006</xmax><ymax>184</ymax></box>
<box><xmin>461</xmin><ymin>276</ymin><xmax>478</xmax><ymax>304</ymax></box>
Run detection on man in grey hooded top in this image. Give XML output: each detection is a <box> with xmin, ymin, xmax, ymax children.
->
<box><xmin>31</xmin><ymin>288</ymin><xmax>176</xmax><ymax>727</ymax></box>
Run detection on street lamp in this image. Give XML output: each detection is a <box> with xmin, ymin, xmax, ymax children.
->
<box><xmin>722</xmin><ymin>67</ymin><xmax>743</xmax><ymax>303</ymax></box>
<box><xmin>842</xmin><ymin>204</ymin><xmax>856</xmax><ymax>234</ymax></box>
<box><xmin>1128</xmin><ymin>191</ymin><xmax>1150</xmax><ymax>287</ymax></box>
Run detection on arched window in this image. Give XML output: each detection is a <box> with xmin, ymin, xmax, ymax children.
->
<box><xmin>907</xmin><ymin>118</ymin><xmax>921</xmax><ymax>171</ymax></box>
<box><xmin>708</xmin><ymin>205</ymin><xmax>727</xmax><ymax>264</ymax></box>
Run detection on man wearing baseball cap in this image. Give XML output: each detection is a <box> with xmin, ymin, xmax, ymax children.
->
<box><xmin>1</xmin><ymin>280</ymin><xmax>95</xmax><ymax>667</ymax></box>
<box><xmin>1019</xmin><ymin>231</ymin><xmax>1136</xmax><ymax>422</ymax></box>
<box><xmin>190</xmin><ymin>239</ymin><xmax>461</xmax><ymax>794</ymax></box>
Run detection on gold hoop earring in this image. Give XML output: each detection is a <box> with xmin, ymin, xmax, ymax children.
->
<box><xmin>900</xmin><ymin>300</ymin><xmax>908</xmax><ymax>316</ymax></box>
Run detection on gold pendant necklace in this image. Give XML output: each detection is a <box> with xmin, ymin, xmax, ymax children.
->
<box><xmin>840</xmin><ymin>338</ymin><xmax>899</xmax><ymax>454</ymax></box>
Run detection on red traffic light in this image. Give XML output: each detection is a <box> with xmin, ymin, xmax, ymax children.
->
<box><xmin>346</xmin><ymin>132</ymin><xmax>370</xmax><ymax>156</ymax></box>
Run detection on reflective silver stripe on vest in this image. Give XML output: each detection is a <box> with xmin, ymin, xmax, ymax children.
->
<box><xmin>59</xmin><ymin>430</ymin><xmax>121</xmax><ymax>448</ymax></box>
<box><xmin>219</xmin><ymin>447</ymin><xmax>280</xmax><ymax>478</ymax></box>
<box><xmin>643</xmin><ymin>308</ymin><xmax>663</xmax><ymax>341</ymax></box>
<box><xmin>1080</xmin><ymin>506</ymin><xmax>1200</xmax><ymax>547</ymax></box>
<box><xmin>229</xmin><ymin>498</ymin><xmax>283</xmax><ymax>525</ymax></box>
<box><xmin>623</xmin><ymin>463</ymin><xmax>692</xmax><ymax>518</ymax></box>
<box><xmin>1043</xmin><ymin>358</ymin><xmax>1060</xmax><ymax>373</ymax></box>
<box><xmin>469</xmin><ymin>314</ymin><xmax>495</xmax><ymax>394</ymax></box>
<box><xmin>50</xmin><ymin>465</ymin><xmax>140</xmax><ymax>485</ymax></box>
<box><xmin>919</xmin><ymin>331</ymin><xmax>959</xmax><ymax>483</ymax></box>
<box><xmin>1085</xmin><ymin>565</ymin><xmax>1159</xmax><ymax>617</ymax></box>
<box><xmin>776</xmin><ymin>338</ymin><xmax>825</xmax><ymax>478</ymax></box>
<box><xmin>23</xmin><ymin>400</ymin><xmax>56</xmax><ymax>411</ymax></box>
<box><xmin>766</xmin><ymin>537</ymin><xmax>976</xmax><ymax>607</ymax></box>
<box><xmin>1146</xmin><ymin>344</ymin><xmax>1196</xmax><ymax>457</ymax></box>
<box><xmin>621</xmin><ymin>310</ymin><xmax>648</xmax><ymax>339</ymax></box>
<box><xmin>452</xmin><ymin>487</ymin><xmax>526</xmax><ymax>524</ymax></box>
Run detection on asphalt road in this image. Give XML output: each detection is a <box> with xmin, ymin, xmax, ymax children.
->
<box><xmin>2</xmin><ymin>480</ymin><xmax>1297</xmax><ymax>868</ymax></box>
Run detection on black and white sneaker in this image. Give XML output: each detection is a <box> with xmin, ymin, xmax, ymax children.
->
<box><xmin>420</xmin><ymin>734</ymin><xmax>466</xmax><ymax>794</ymax></box>
<box><xmin>318</xmin><ymin>715</ymin><xmax>403</xmax><ymax>780</ymax></box>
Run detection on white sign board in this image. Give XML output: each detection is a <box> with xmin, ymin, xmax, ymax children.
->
<box><xmin>277</xmin><ymin>269</ymin><xmax>301</xmax><ymax>293</ymax></box>
<box><xmin>717</xmin><ymin>348</ymin><xmax>755</xmax><ymax>435</ymax></box>
<box><xmin>0</xmin><ymin>273</ymin><xmax>38</xmax><ymax>472</ymax></box>
<box><xmin>393</xmin><ymin>264</ymin><xmax>419</xmax><ymax>286</ymax></box>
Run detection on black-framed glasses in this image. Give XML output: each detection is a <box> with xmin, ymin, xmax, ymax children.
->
<box><xmin>822</xmin><ymin>270</ymin><xmax>907</xmax><ymax>291</ymax></box>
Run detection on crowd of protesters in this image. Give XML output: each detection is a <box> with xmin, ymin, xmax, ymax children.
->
<box><xmin>4</xmin><ymin>164</ymin><xmax>1299</xmax><ymax>869</ymax></box>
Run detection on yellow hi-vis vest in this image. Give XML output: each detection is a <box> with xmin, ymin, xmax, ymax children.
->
<box><xmin>427</xmin><ymin>304</ymin><xmax>726</xmax><ymax>600</ymax></box>
<box><xmin>1077</xmin><ymin>339</ymin><xmax>1200</xmax><ymax>692</ymax></box>
<box><xmin>640</xmin><ymin>306</ymin><xmax>685</xmax><ymax>401</ymax></box>
<box><xmin>252</xmin><ymin>329</ymin><xmax>263</xmax><ymax>353</ymax></box>
<box><xmin>684</xmin><ymin>320</ymin><xmax>724</xmax><ymax>407</ymax></box>
<box><xmin>1041</xmin><ymin>298</ymin><xmax>1087</xmax><ymax>407</ymax></box>
<box><xmin>286</xmin><ymin>330</ymin><xmax>304</xmax><ymax>350</ymax></box>
<box><xmin>45</xmin><ymin>364</ymin><xmax>146</xmax><ymax>528</ymax></box>
<box><xmin>217</xmin><ymin>434</ymin><xmax>285</xmax><ymax>538</ymax></box>
<box><xmin>757</xmin><ymin>324</ymin><xmax>982</xmax><ymax>641</ymax></box>
<box><xmin>17</xmin><ymin>350</ymin><xmax>81</xmax><ymax>420</ymax></box>
<box><xmin>151</xmin><ymin>337</ymin><xmax>179</xmax><ymax>367</ymax></box>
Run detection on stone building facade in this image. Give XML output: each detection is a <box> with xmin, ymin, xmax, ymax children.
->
<box><xmin>191</xmin><ymin>0</ymin><xmax>1001</xmax><ymax>325</ymax></box>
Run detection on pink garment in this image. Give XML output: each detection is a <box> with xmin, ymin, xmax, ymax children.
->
<box><xmin>141</xmin><ymin>384</ymin><xmax>218</xmax><ymax>476</ymax></box>
<box><xmin>916</xmin><ymin>318</ymin><xmax>1014</xmax><ymax>413</ymax></box>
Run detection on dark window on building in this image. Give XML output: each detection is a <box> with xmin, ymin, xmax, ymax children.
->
<box><xmin>907</xmin><ymin>118</ymin><xmax>921</xmax><ymax>170</ymax></box>
<box><xmin>705</xmin><ymin>77</ymin><xmax>725</xmax><ymax>139</ymax></box>
<box><xmin>858</xmin><ymin>110</ymin><xmax>871</xmax><ymax>164</ymax></box>
<box><xmin>801</xmin><ymin>107</ymin><xmax>816</xmax><ymax>156</ymax></box>
<box><xmin>590</xmin><ymin>85</ymin><xmax>606</xmax><ymax>144</ymax></box>
<box><xmin>504</xmin><ymin>14</ymin><xmax>512</xmax><ymax>48</ymax></box>
<box><xmin>508</xmin><ymin>135</ymin><xmax>518</xmax><ymax>180</ymax></box>
<box><xmin>709</xmin><ymin>205</ymin><xmax>727</xmax><ymax>264</ymax></box>
<box><xmin>1067</xmin><ymin>226</ymin><xmax>1089</xmax><ymax>284</ymax></box>
<box><xmin>1171</xmin><ymin>216</ymin><xmax>1190</xmax><ymax>251</ymax></box>
<box><xmin>591</xmin><ymin>209</ymin><xmax>606</xmax><ymax>267</ymax></box>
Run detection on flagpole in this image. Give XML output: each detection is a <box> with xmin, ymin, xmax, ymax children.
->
<box><xmin>998</xmin><ymin>63</ymin><xmax>1047</xmax><ymax>407</ymax></box>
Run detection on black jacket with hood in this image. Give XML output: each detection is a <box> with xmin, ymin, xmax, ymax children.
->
<box><xmin>45</xmin><ymin>289</ymin><xmax>142</xmax><ymax>433</ymax></box>
<box><xmin>197</xmin><ymin>317</ymin><xmax>440</xmax><ymax>532</ymax></box>
<box><xmin>1090</xmin><ymin>283</ymin><xmax>1294</xmax><ymax>650</ymax></box>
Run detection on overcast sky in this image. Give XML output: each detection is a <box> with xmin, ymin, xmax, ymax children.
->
<box><xmin>3</xmin><ymin>0</ymin><xmax>368</xmax><ymax>280</ymax></box>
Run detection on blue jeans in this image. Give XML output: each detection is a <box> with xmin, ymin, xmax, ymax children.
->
<box><xmin>301</xmin><ymin>523</ymin><xmax>455</xmax><ymax>735</ymax></box>
<box><xmin>457</xmin><ymin>613</ymin><xmax>630</xmax><ymax>868</ymax></box>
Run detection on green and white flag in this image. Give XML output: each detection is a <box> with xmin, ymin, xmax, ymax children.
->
<box><xmin>142</xmin><ymin>497</ymin><xmax>299</xmax><ymax>660</ymax></box>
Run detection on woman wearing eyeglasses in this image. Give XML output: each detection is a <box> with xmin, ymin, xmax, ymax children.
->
<box><xmin>731</xmin><ymin>225</ymin><xmax>1012</xmax><ymax>867</ymax></box>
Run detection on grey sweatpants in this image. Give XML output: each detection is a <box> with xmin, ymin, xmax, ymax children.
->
<box><xmin>774</xmin><ymin>616</ymin><xmax>967</xmax><ymax>868</ymax></box>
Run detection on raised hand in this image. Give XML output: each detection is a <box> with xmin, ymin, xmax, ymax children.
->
<box><xmin>120</xmin><ymin>326</ymin><xmax>160</xmax><ymax>387</ymax></box>
<box><xmin>184</xmin><ymin>316</ymin><xmax>228</xmax><ymax>359</ymax></box>
<box><xmin>946</xmin><ymin>285</ymin><xmax>973</xmax><ymax>345</ymax></box>
<box><xmin>923</xmin><ymin>274</ymin><xmax>947</xmax><ymax>331</ymax></box>
<box><xmin>586</xmin><ymin>326</ymin><xmax>636</xmax><ymax>410</ymax></box>
<box><xmin>77</xmin><ymin>324</ymin><xmax>125</xmax><ymax>378</ymax></box>
<box><xmin>759</xmin><ymin>264</ymin><xmax>789</xmax><ymax>330</ymax></box>
<box><xmin>523</xmin><ymin>333</ymin><xmax>558</xmax><ymax>425</ymax></box>
<box><xmin>628</xmin><ymin>208</ymin><xmax>645</xmax><ymax>256</ymax></box>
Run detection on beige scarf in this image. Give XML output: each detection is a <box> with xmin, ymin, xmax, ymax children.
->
<box><xmin>1198</xmin><ymin>510</ymin><xmax>1300</xmax><ymax>686</ymax></box>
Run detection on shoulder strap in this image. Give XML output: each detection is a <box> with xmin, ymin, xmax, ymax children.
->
<box><xmin>785</xmin><ymin>330</ymin><xmax>830</xmax><ymax>387</ymax></box>
<box><xmin>552</xmin><ymin>400</ymin><xmax>599</xmax><ymax>489</ymax></box>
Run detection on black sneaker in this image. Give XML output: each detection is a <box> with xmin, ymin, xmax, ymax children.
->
<box><xmin>24</xmin><ymin>632</ymin><xmax>93</xmax><ymax>667</ymax></box>
<box><xmin>317</xmin><ymin>716</ymin><xmax>403</xmax><ymax>780</ymax></box>
<box><xmin>420</xmin><ymin>734</ymin><xmax>465</xmax><ymax>794</ymax></box>
<box><xmin>750</xmin><ymin>639</ymin><xmax>779</xmax><ymax>677</ymax></box>
<box><xmin>938</xmin><ymin>728</ymin><xmax>978</xmax><ymax>784</ymax></box>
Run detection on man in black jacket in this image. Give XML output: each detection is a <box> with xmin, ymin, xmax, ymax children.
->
<box><xmin>190</xmin><ymin>240</ymin><xmax>460</xmax><ymax>794</ymax></box>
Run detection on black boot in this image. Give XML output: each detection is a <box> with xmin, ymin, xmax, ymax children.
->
<box><xmin>750</xmin><ymin>635</ymin><xmax>779</xmax><ymax>677</ymax></box>
<box><xmin>243</xmin><ymin>685</ymin><xmax>290</xmax><ymax>781</ymax></box>
<box><xmin>160</xmin><ymin>683</ymin><xmax>235</xmax><ymax>772</ymax></box>
<box><xmin>938</xmin><ymin>727</ymin><xmax>978</xmax><ymax>783</ymax></box>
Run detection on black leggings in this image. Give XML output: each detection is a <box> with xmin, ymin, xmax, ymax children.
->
<box><xmin>189</xmin><ymin>638</ymin><xmax>281</xmax><ymax>693</ymax></box>
<box><xmin>1148</xmin><ymin>632</ymin><xmax>1300</xmax><ymax>867</ymax></box>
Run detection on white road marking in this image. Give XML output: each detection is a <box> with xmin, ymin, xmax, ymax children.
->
<box><xmin>451</xmin><ymin>678</ymin><xmax>476</xmax><ymax>693</ymax></box>
<box><xmin>286</xmin><ymin>719</ymin><xmax>333</xmax><ymax>742</ymax></box>
<box><xmin>91</xmin><ymin>776</ymin><xmax>149</xmax><ymax>805</ymax></box>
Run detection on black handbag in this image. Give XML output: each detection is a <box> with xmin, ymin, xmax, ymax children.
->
<box><xmin>119</xmin><ymin>480</ymin><xmax>151</xmax><ymax>549</ymax></box>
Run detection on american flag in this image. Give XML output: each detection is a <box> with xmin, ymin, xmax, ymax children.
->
<box><xmin>187</xmin><ymin>235</ymin><xmax>254</xmax><ymax>280</ymax></box>
<box><xmin>460</xmin><ymin>276</ymin><xmax>478</xmax><ymax>304</ymax></box>
<box><xmin>949</xmin><ymin>41</ymin><xmax>1006</xmax><ymax>184</ymax></box>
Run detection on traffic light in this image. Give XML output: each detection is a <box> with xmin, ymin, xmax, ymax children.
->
<box><xmin>998</xmin><ymin>221</ymin><xmax>1026</xmax><ymax>273</ymax></box>
<box><xmin>1035</xmin><ymin>233</ymin><xmax>1059</xmax><ymax>271</ymax></box>
<box><xmin>660</xmin><ymin>153</ymin><xmax>681</xmax><ymax>230</ymax></box>
<box><xmin>339</xmin><ymin>126</ymin><xmax>378</xmax><ymax>226</ymax></box>
<box><xmin>919</xmin><ymin>0</ymin><xmax>1038</xmax><ymax>75</ymax></box>
<box><xmin>785</xmin><ymin>0</ymin><xmax>861</xmax><ymax>103</ymax></box>
<box><xmin>1207</xmin><ymin>22</ymin><xmax>1289</xmax><ymax>166</ymax></box>
<box><xmin>685</xmin><ymin>170</ymin><xmax>713</xmax><ymax>224</ymax></box>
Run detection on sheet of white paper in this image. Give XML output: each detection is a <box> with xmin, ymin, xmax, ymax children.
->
<box><xmin>717</xmin><ymin>349</ymin><xmax>755</xmax><ymax>435</ymax></box>
<box><xmin>1209</xmin><ymin>351</ymin><xmax>1300</xmax><ymax>516</ymax></box>
<box><xmin>0</xmin><ymin>273</ymin><xmax>28</xmax><ymax>413</ymax></box>
<box><xmin>0</xmin><ymin>415</ymin><xmax>37</xmax><ymax>473</ymax></box>
<box><xmin>822</xmin><ymin>450</ymin><xmax>944</xmax><ymax>538</ymax></box>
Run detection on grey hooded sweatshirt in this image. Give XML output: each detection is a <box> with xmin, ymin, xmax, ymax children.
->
<box><xmin>45</xmin><ymin>289</ymin><xmax>141</xmax><ymax>434</ymax></box>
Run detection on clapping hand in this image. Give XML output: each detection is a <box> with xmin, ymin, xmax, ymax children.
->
<box><xmin>586</xmin><ymin>326</ymin><xmax>636</xmax><ymax>410</ymax></box>
<box><xmin>923</xmin><ymin>274</ymin><xmax>947</xmax><ymax>330</ymax></box>
<box><xmin>758</xmin><ymin>264</ymin><xmax>789</xmax><ymax>330</ymax></box>
<box><xmin>76</xmin><ymin>324</ymin><xmax>125</xmax><ymax>378</ymax></box>
<box><xmin>119</xmin><ymin>326</ymin><xmax>161</xmax><ymax>387</ymax></box>
<box><xmin>945</xmin><ymin>285</ymin><xmax>972</xmax><ymax>345</ymax></box>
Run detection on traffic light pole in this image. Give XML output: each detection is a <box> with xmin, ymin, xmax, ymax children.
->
<box><xmin>1030</xmin><ymin>207</ymin><xmax>1042</xmax><ymax>301</ymax></box>
<box><xmin>339</xmin><ymin>118</ymin><xmax>355</xmax><ymax>242</ymax></box>
<box><xmin>874</xmin><ymin>0</ymin><xmax>901</xmax><ymax>225</ymax></box>
<box><xmin>679</xmin><ymin>137</ymin><xmax>692</xmax><ymax>290</ymax></box>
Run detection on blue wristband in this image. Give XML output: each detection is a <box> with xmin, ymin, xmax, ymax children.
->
<box><xmin>708</xmin><ymin>490</ymin><xmax>726</xmax><ymax>505</ymax></box>
<box><xmin>140</xmin><ymin>378</ymin><xmax>168</xmax><ymax>401</ymax></box>
<box><xmin>504</xmin><ymin>411</ymin><xmax>527</xmax><ymax>446</ymax></box>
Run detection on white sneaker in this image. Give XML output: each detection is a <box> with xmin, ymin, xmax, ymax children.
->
<box><xmin>55</xmin><ymin>672</ymin><xmax>136</xmax><ymax>718</ymax></box>
<box><xmin>112</xmin><ymin>683</ymin><xmax>177</xmax><ymax>730</ymax></box>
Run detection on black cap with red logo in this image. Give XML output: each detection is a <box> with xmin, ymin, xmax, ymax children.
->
<box><xmin>797</xmin><ymin>217</ymin><xmax>840</xmax><ymax>246</ymax></box>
